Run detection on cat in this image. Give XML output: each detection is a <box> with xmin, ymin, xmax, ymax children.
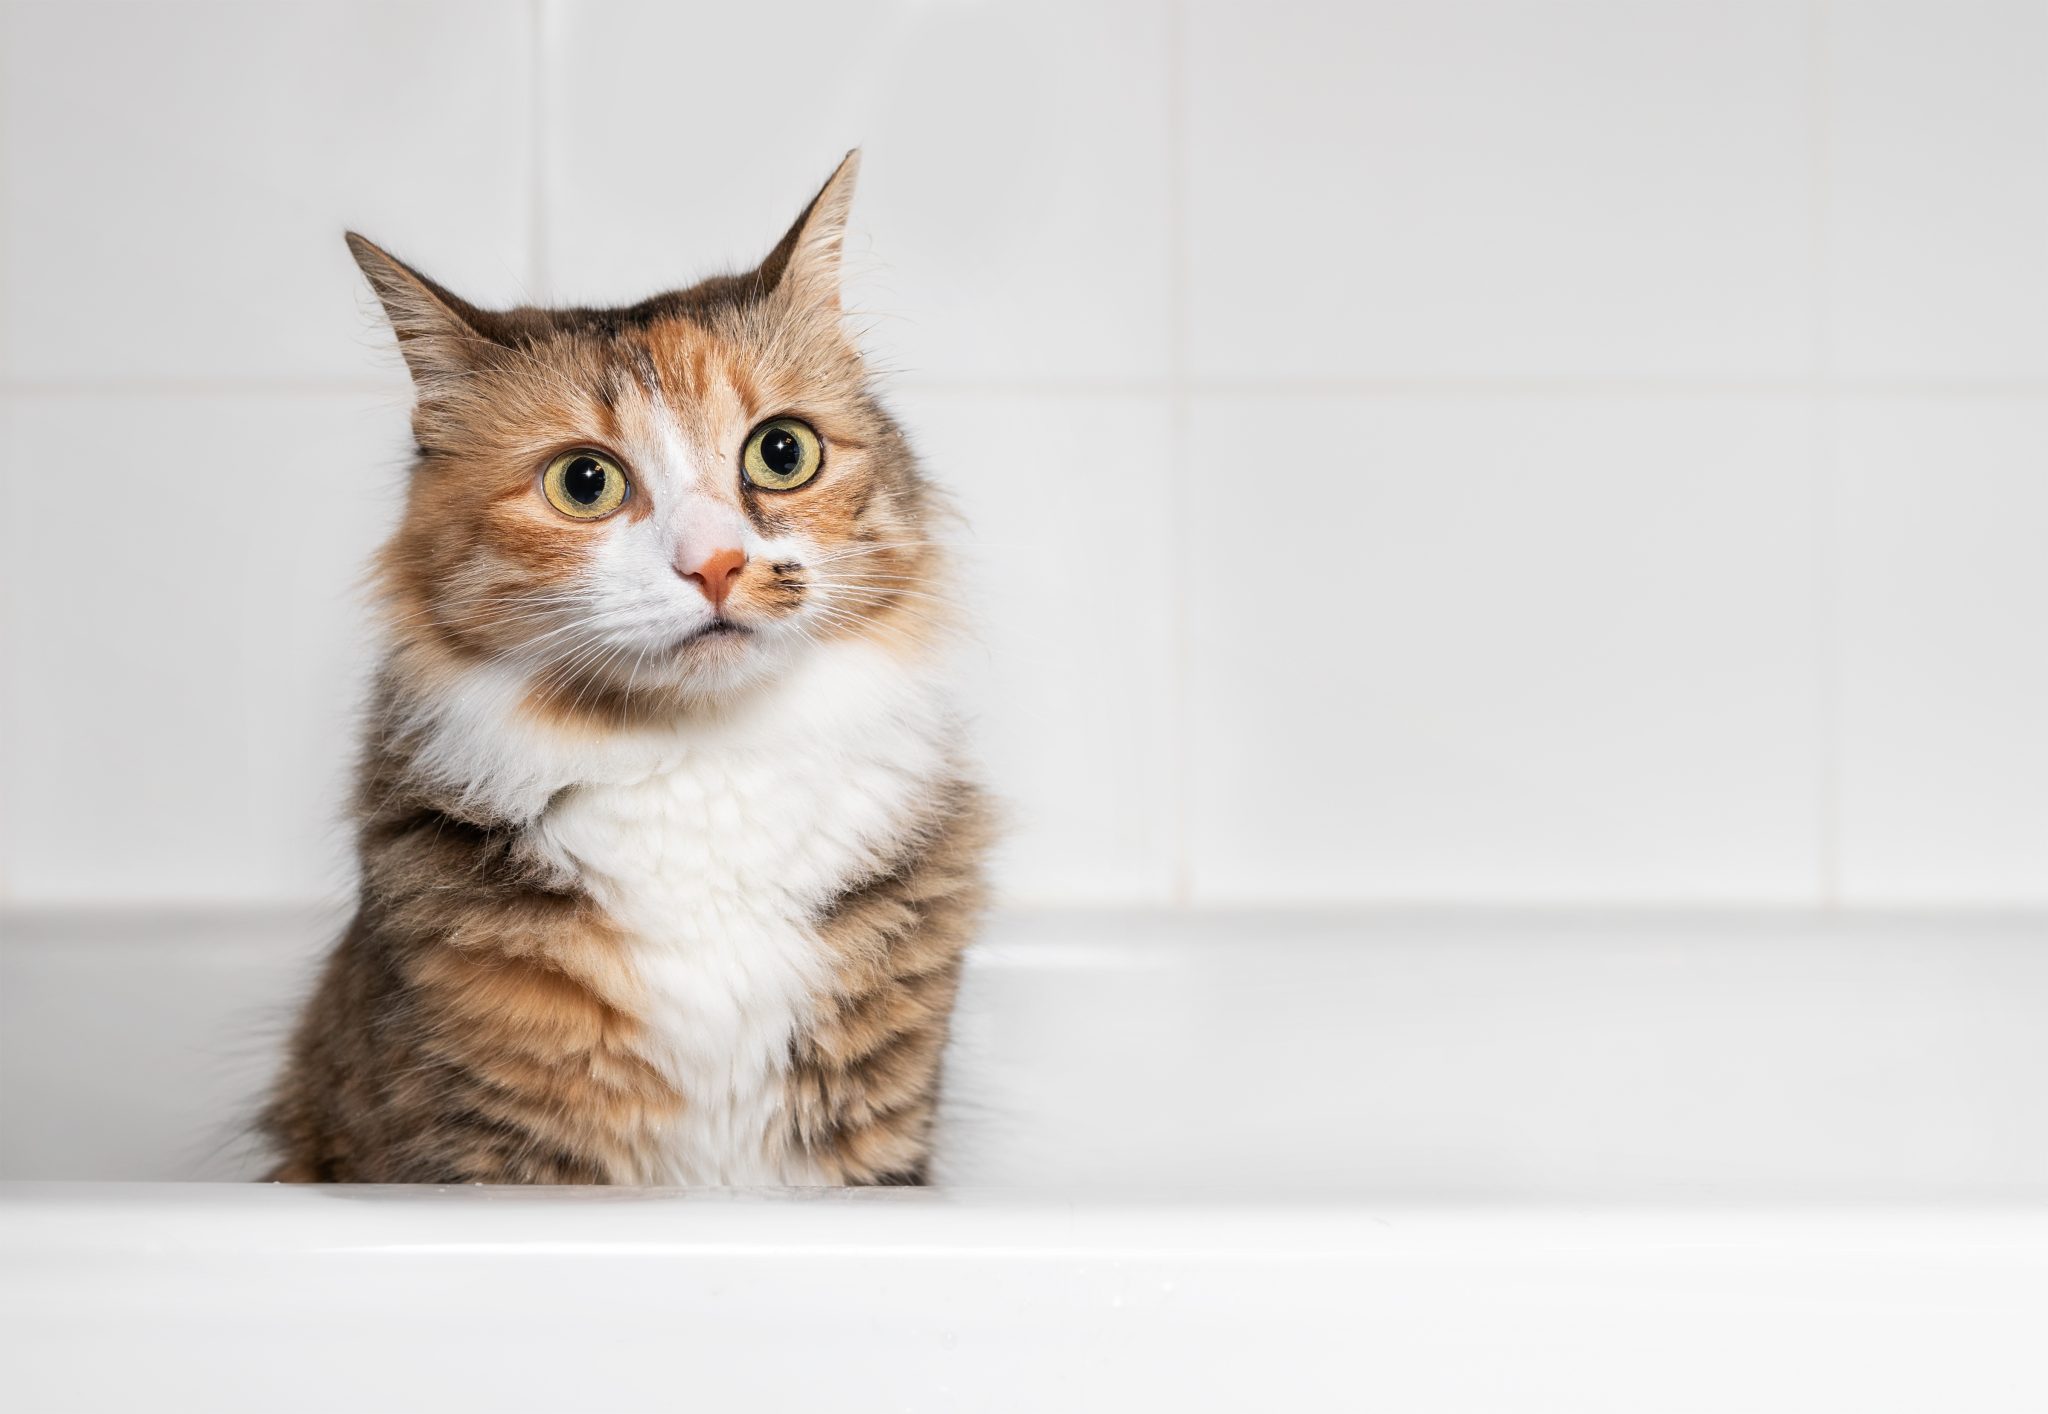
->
<box><xmin>261</xmin><ymin>152</ymin><xmax>991</xmax><ymax>1185</ymax></box>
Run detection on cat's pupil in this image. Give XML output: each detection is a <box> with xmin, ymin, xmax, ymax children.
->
<box><xmin>563</xmin><ymin>456</ymin><xmax>606</xmax><ymax>504</ymax></box>
<box><xmin>761</xmin><ymin>429</ymin><xmax>801</xmax><ymax>477</ymax></box>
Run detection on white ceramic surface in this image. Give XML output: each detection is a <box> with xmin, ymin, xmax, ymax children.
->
<box><xmin>7</xmin><ymin>910</ymin><xmax>2046</xmax><ymax>1195</ymax></box>
<box><xmin>2</xmin><ymin>908</ymin><xmax>2046</xmax><ymax>1411</ymax></box>
<box><xmin>6</xmin><ymin>1186</ymin><xmax>2047</xmax><ymax>1413</ymax></box>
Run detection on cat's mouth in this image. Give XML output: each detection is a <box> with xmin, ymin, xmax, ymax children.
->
<box><xmin>673</xmin><ymin>620</ymin><xmax>752</xmax><ymax>651</ymax></box>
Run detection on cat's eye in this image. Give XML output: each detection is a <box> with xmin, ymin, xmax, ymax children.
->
<box><xmin>742</xmin><ymin>417</ymin><xmax>823</xmax><ymax>491</ymax></box>
<box><xmin>542</xmin><ymin>450</ymin><xmax>630</xmax><ymax>520</ymax></box>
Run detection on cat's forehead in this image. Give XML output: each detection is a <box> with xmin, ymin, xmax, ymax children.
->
<box><xmin>598</xmin><ymin>321</ymin><xmax>763</xmax><ymax>452</ymax></box>
<box><xmin>532</xmin><ymin>306</ymin><xmax>833</xmax><ymax>440</ymax></box>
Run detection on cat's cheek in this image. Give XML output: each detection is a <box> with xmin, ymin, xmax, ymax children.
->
<box><xmin>473</xmin><ymin>497</ymin><xmax>611</xmax><ymax>586</ymax></box>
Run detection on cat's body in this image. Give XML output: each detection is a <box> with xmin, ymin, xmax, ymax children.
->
<box><xmin>263</xmin><ymin>154</ymin><xmax>991</xmax><ymax>1185</ymax></box>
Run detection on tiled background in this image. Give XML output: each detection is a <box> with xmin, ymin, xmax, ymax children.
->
<box><xmin>0</xmin><ymin>0</ymin><xmax>2042</xmax><ymax>910</ymax></box>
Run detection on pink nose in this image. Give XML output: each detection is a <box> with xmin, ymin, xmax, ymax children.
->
<box><xmin>679</xmin><ymin>547</ymin><xmax>746</xmax><ymax>608</ymax></box>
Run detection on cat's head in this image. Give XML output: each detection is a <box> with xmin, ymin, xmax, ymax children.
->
<box><xmin>354</xmin><ymin>151</ymin><xmax>941</xmax><ymax>724</ymax></box>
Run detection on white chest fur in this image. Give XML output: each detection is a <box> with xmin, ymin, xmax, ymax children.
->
<box><xmin>527</xmin><ymin>642</ymin><xmax>954</xmax><ymax>1184</ymax></box>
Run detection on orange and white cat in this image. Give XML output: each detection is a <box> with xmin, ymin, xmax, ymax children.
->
<box><xmin>263</xmin><ymin>153</ymin><xmax>990</xmax><ymax>1185</ymax></box>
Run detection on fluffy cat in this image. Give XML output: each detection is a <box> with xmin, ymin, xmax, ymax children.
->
<box><xmin>262</xmin><ymin>152</ymin><xmax>991</xmax><ymax>1185</ymax></box>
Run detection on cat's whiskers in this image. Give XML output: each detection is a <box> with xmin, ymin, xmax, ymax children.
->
<box><xmin>811</xmin><ymin>577</ymin><xmax>956</xmax><ymax>609</ymax></box>
<box><xmin>810</xmin><ymin>569</ymin><xmax>949</xmax><ymax>591</ymax></box>
<box><xmin>805</xmin><ymin>592</ymin><xmax>947</xmax><ymax>631</ymax></box>
<box><xmin>569</xmin><ymin>632</ymin><xmax>654</xmax><ymax>722</ymax></box>
<box><xmin>803</xmin><ymin>538</ymin><xmax>941</xmax><ymax>563</ymax></box>
<box><xmin>380</xmin><ymin>590</ymin><xmax>600</xmax><ymax>641</ymax></box>
<box><xmin>470</xmin><ymin>614</ymin><xmax>625</xmax><ymax>672</ymax></box>
<box><xmin>468</xmin><ymin>607</ymin><xmax>655</xmax><ymax>703</ymax></box>
<box><xmin>797</xmin><ymin>598</ymin><xmax>942</xmax><ymax>653</ymax></box>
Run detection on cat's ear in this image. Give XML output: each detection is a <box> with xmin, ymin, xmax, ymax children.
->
<box><xmin>756</xmin><ymin>149</ymin><xmax>861</xmax><ymax>314</ymax></box>
<box><xmin>344</xmin><ymin>233</ymin><xmax>492</xmax><ymax>389</ymax></box>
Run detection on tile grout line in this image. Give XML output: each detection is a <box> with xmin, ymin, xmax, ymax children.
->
<box><xmin>0</xmin><ymin>1</ymin><xmax>15</xmax><ymax>903</ymax></box>
<box><xmin>11</xmin><ymin>375</ymin><xmax>2048</xmax><ymax>401</ymax></box>
<box><xmin>0</xmin><ymin>379</ymin><xmax>406</xmax><ymax>397</ymax></box>
<box><xmin>1164</xmin><ymin>0</ymin><xmax>1194</xmax><ymax>907</ymax></box>
<box><xmin>1809</xmin><ymin>0</ymin><xmax>1844</xmax><ymax>911</ymax></box>
<box><xmin>527</xmin><ymin>0</ymin><xmax>551</xmax><ymax>300</ymax></box>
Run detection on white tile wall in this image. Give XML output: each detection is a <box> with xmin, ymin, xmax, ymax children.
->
<box><xmin>0</xmin><ymin>392</ymin><xmax>403</xmax><ymax>903</ymax></box>
<box><xmin>1828</xmin><ymin>0</ymin><xmax>2048</xmax><ymax>378</ymax></box>
<box><xmin>1184</xmin><ymin>393</ymin><xmax>1826</xmax><ymax>904</ymax></box>
<box><xmin>895</xmin><ymin>389</ymin><xmax>1178</xmax><ymax>903</ymax></box>
<box><xmin>1834</xmin><ymin>396</ymin><xmax>2048</xmax><ymax>905</ymax></box>
<box><xmin>541</xmin><ymin>0</ymin><xmax>1173</xmax><ymax>383</ymax></box>
<box><xmin>0</xmin><ymin>1</ymin><xmax>534</xmax><ymax>384</ymax></box>
<box><xmin>1184</xmin><ymin>0</ymin><xmax>1817</xmax><ymax>380</ymax></box>
<box><xmin>1</xmin><ymin>0</ymin><xmax>2044</xmax><ymax>908</ymax></box>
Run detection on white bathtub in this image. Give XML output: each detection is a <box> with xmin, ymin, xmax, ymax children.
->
<box><xmin>4</xmin><ymin>909</ymin><xmax>2046</xmax><ymax>1411</ymax></box>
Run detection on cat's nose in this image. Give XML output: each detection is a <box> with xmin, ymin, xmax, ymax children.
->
<box><xmin>678</xmin><ymin>546</ymin><xmax>747</xmax><ymax>608</ymax></box>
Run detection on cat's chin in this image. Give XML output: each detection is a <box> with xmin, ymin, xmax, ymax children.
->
<box><xmin>665</xmin><ymin>620</ymin><xmax>764</xmax><ymax>686</ymax></box>
<box><xmin>673</xmin><ymin>620</ymin><xmax>753</xmax><ymax>651</ymax></box>
<box><xmin>641</xmin><ymin>623</ymin><xmax>794</xmax><ymax>705</ymax></box>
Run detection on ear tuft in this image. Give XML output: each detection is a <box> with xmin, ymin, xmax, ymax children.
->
<box><xmin>757</xmin><ymin>149</ymin><xmax>862</xmax><ymax>313</ymax></box>
<box><xmin>345</xmin><ymin>233</ymin><xmax>491</xmax><ymax>389</ymax></box>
